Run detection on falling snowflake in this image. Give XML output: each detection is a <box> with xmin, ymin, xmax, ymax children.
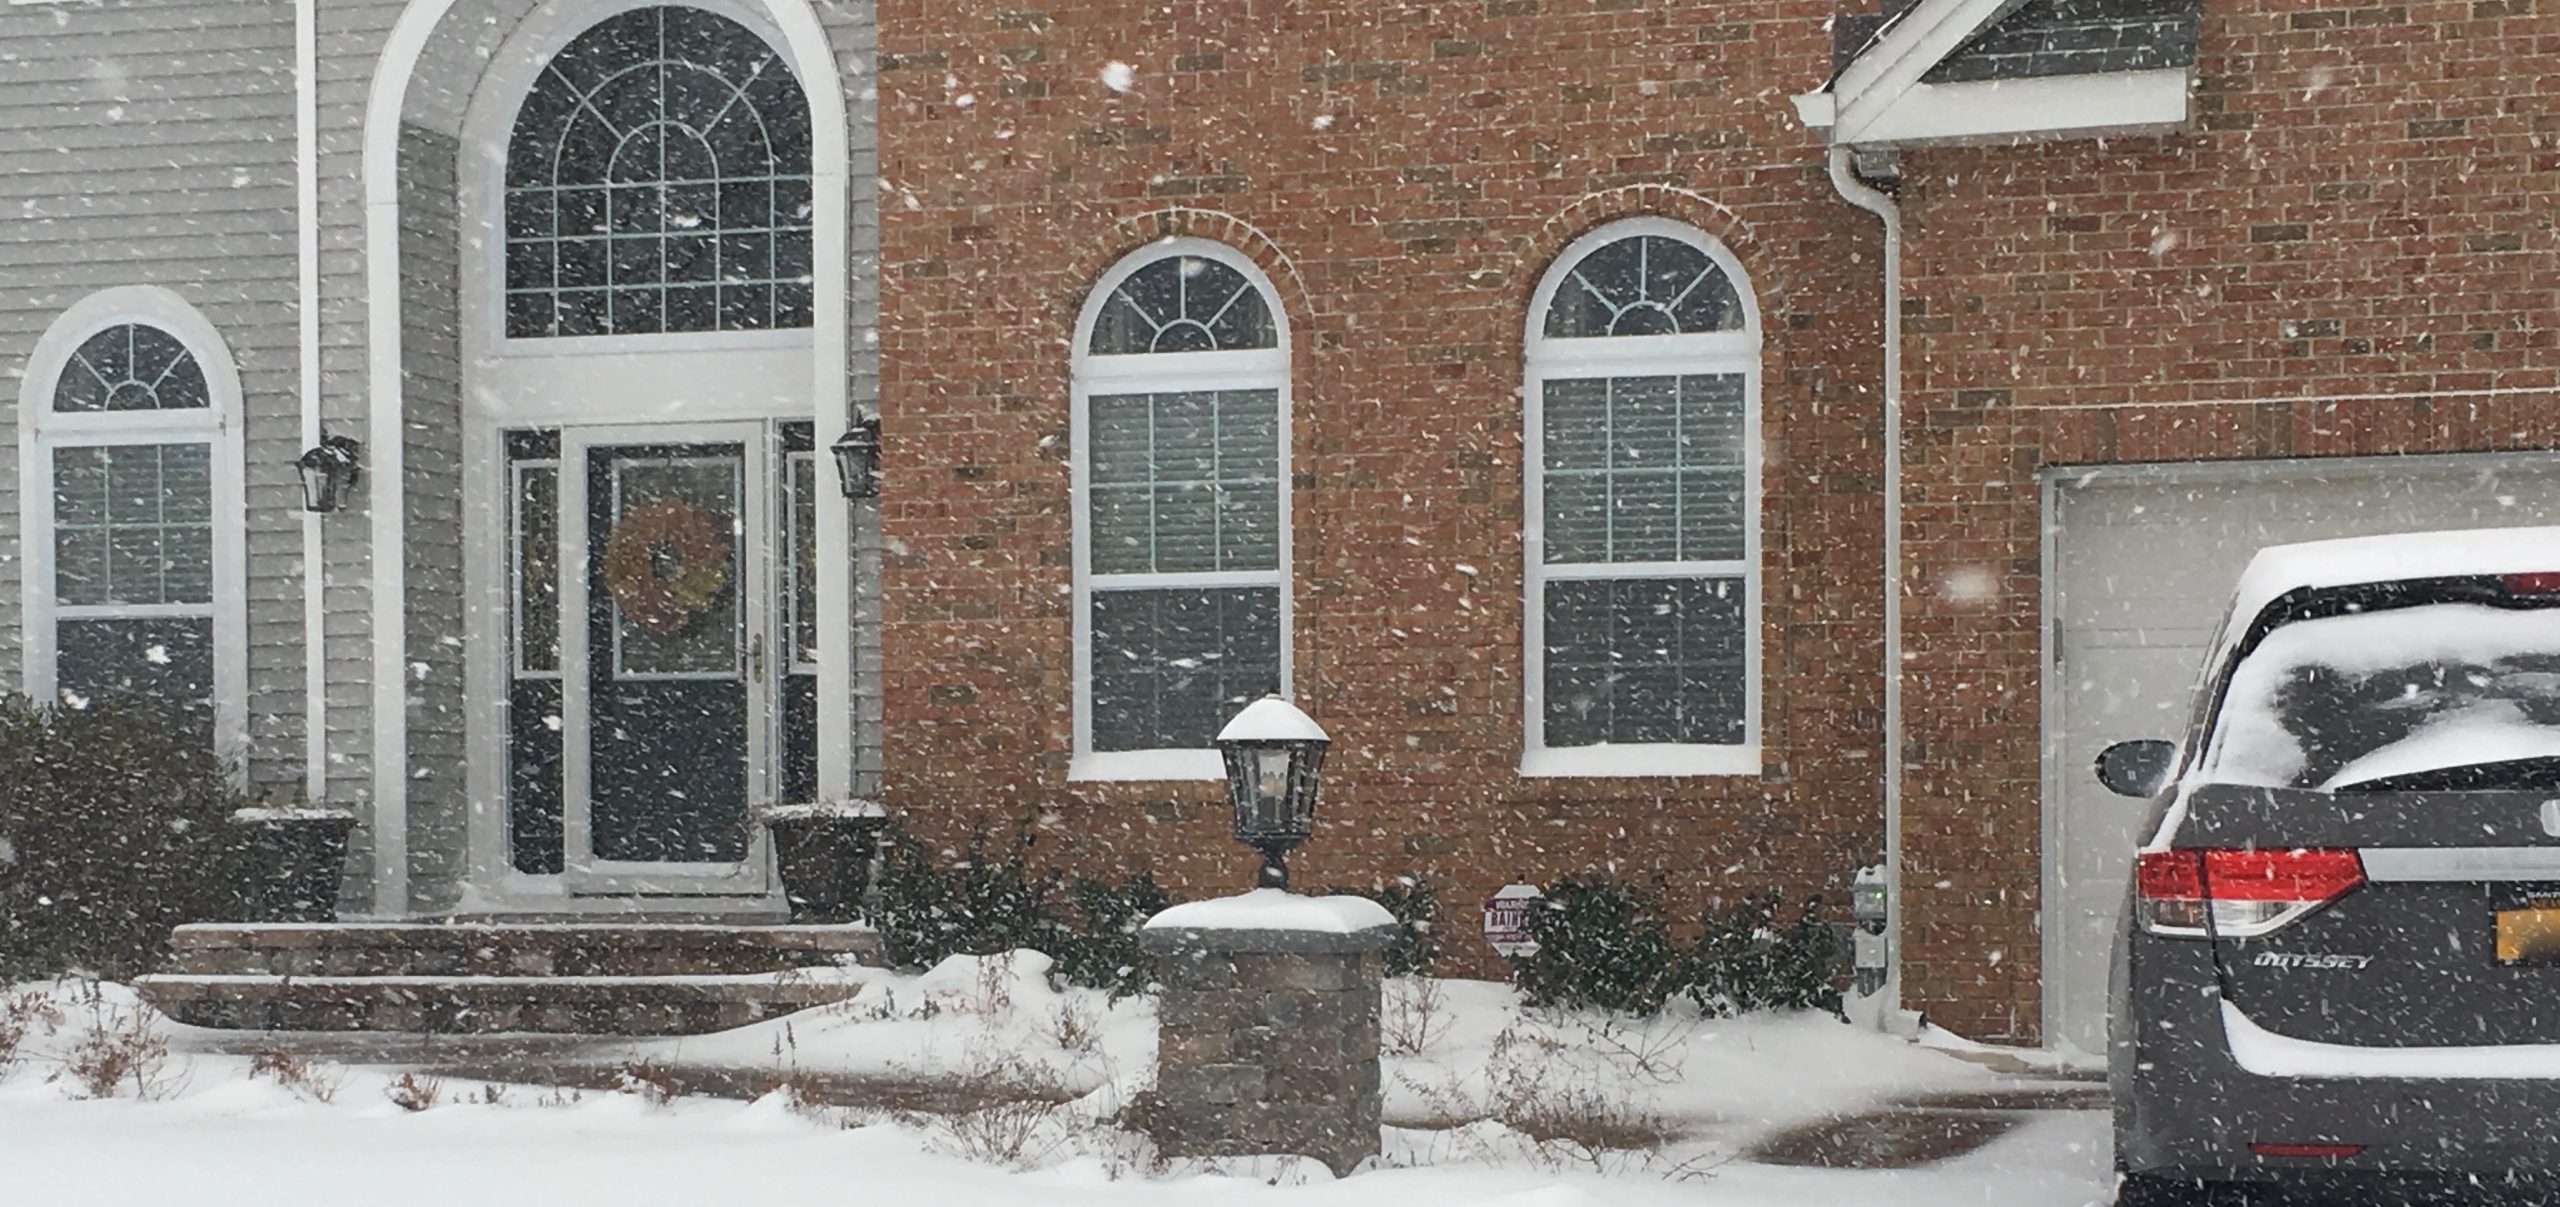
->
<box><xmin>1100</xmin><ymin>61</ymin><xmax>1136</xmax><ymax>92</ymax></box>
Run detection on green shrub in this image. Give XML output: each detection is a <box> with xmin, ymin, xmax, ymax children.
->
<box><xmin>1690</xmin><ymin>892</ymin><xmax>1847</xmax><ymax>1020</ymax></box>
<box><xmin>1510</xmin><ymin>876</ymin><xmax>1688</xmax><ymax>1015</ymax></box>
<box><xmin>867</xmin><ymin>825</ymin><xmax>1062</xmax><ymax>970</ymax></box>
<box><xmin>1505</xmin><ymin>877</ymin><xmax>1849</xmax><ymax>1020</ymax></box>
<box><xmin>1051</xmin><ymin>871</ymin><xmax>1174</xmax><ymax>998</ymax></box>
<box><xmin>1330</xmin><ymin>876</ymin><xmax>1439</xmax><ymax>977</ymax></box>
<box><xmin>0</xmin><ymin>696</ymin><xmax>250</xmax><ymax>980</ymax></box>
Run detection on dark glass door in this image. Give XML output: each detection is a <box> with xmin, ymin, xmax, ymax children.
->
<box><xmin>559</xmin><ymin>427</ymin><xmax>770</xmax><ymax>892</ymax></box>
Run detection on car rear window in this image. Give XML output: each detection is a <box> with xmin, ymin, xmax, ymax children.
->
<box><xmin>2202</xmin><ymin>603</ymin><xmax>2560</xmax><ymax>790</ymax></box>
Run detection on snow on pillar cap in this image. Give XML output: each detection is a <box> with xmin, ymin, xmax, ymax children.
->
<box><xmin>1216</xmin><ymin>694</ymin><xmax>1328</xmax><ymax>744</ymax></box>
<box><xmin>1143</xmin><ymin>888</ymin><xmax>1395</xmax><ymax>934</ymax></box>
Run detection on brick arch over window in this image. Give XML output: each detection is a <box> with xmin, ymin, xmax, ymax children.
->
<box><xmin>1514</xmin><ymin>185</ymin><xmax>1787</xmax><ymax>320</ymax></box>
<box><xmin>1063</xmin><ymin>208</ymin><xmax>1318</xmax><ymax>352</ymax></box>
<box><xmin>1518</xmin><ymin>215</ymin><xmax>1765</xmax><ymax>779</ymax></box>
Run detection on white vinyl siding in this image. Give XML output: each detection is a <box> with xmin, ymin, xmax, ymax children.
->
<box><xmin>1523</xmin><ymin>220</ymin><xmax>1761</xmax><ymax>778</ymax></box>
<box><xmin>1071</xmin><ymin>242</ymin><xmax>1290</xmax><ymax>780</ymax></box>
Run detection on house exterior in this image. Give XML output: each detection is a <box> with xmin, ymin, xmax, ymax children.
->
<box><xmin>2</xmin><ymin>0</ymin><xmax>884</xmax><ymax>917</ymax></box>
<box><xmin>3</xmin><ymin>0</ymin><xmax>2551</xmax><ymax>1048</ymax></box>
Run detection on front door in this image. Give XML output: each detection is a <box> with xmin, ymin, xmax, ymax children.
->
<box><xmin>559</xmin><ymin>424</ymin><xmax>773</xmax><ymax>894</ymax></box>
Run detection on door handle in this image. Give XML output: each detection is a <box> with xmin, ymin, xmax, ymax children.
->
<box><xmin>748</xmin><ymin>631</ymin><xmax>765</xmax><ymax>683</ymax></box>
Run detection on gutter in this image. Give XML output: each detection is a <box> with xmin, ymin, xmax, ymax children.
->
<box><xmin>1823</xmin><ymin>146</ymin><xmax>1917</xmax><ymax>1036</ymax></box>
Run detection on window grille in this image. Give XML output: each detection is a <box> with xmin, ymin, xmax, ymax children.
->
<box><xmin>1075</xmin><ymin>246</ymin><xmax>1289</xmax><ymax>766</ymax></box>
<box><xmin>503</xmin><ymin>5</ymin><xmax>814</xmax><ymax>338</ymax></box>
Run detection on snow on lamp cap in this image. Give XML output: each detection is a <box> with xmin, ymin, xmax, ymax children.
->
<box><xmin>1216</xmin><ymin>694</ymin><xmax>1327</xmax><ymax>744</ymax></box>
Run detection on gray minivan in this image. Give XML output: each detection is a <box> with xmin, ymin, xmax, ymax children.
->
<box><xmin>2104</xmin><ymin>527</ymin><xmax>2560</xmax><ymax>1205</ymax></box>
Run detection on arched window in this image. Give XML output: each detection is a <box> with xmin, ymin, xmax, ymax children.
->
<box><xmin>19</xmin><ymin>292</ymin><xmax>246</xmax><ymax>758</ymax></box>
<box><xmin>1523</xmin><ymin>220</ymin><xmax>1760</xmax><ymax>776</ymax></box>
<box><xmin>503</xmin><ymin>5</ymin><xmax>813</xmax><ymax>338</ymax></box>
<box><xmin>1071</xmin><ymin>242</ymin><xmax>1289</xmax><ymax>779</ymax></box>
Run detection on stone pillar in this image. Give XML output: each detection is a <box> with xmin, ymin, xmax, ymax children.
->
<box><xmin>1139</xmin><ymin>899</ymin><xmax>1394</xmax><ymax>1176</ymax></box>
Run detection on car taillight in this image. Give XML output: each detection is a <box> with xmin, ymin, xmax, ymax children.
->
<box><xmin>2504</xmin><ymin>572</ymin><xmax>2560</xmax><ymax>594</ymax></box>
<box><xmin>2136</xmin><ymin>848</ymin><xmax>2364</xmax><ymax>938</ymax></box>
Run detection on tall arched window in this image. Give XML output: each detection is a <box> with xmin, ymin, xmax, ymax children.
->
<box><xmin>19</xmin><ymin>290</ymin><xmax>247</xmax><ymax>758</ymax></box>
<box><xmin>503</xmin><ymin>5</ymin><xmax>813</xmax><ymax>338</ymax></box>
<box><xmin>1071</xmin><ymin>241</ymin><xmax>1290</xmax><ymax>779</ymax></box>
<box><xmin>1523</xmin><ymin>219</ymin><xmax>1760</xmax><ymax>776</ymax></box>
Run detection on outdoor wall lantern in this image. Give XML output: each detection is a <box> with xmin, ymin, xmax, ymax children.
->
<box><xmin>1215</xmin><ymin>694</ymin><xmax>1330</xmax><ymax>891</ymax></box>
<box><xmin>830</xmin><ymin>413</ymin><xmax>881</xmax><ymax>500</ymax></box>
<box><xmin>296</xmin><ymin>434</ymin><xmax>362</xmax><ymax>513</ymax></box>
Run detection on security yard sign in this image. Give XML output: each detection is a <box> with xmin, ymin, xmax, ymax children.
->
<box><xmin>1481</xmin><ymin>883</ymin><xmax>1543</xmax><ymax>958</ymax></box>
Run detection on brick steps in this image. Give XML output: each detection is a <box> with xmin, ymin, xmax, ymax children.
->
<box><xmin>137</xmin><ymin>922</ymin><xmax>884</xmax><ymax>1035</ymax></box>
<box><xmin>166</xmin><ymin>922</ymin><xmax>880</xmax><ymax>977</ymax></box>
<box><xmin>135</xmin><ymin>971</ymin><xmax>866</xmax><ymax>1035</ymax></box>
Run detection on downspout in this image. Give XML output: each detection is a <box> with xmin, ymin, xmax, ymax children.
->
<box><xmin>1825</xmin><ymin>145</ymin><xmax>1908</xmax><ymax>1031</ymax></box>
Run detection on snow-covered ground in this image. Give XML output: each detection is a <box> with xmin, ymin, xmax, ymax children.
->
<box><xmin>0</xmin><ymin>962</ymin><xmax>2114</xmax><ymax>1206</ymax></box>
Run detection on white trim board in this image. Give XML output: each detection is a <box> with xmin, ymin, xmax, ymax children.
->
<box><xmin>296</xmin><ymin>0</ymin><xmax>326</xmax><ymax>807</ymax></box>
<box><xmin>1825</xmin><ymin>69</ymin><xmax>2192</xmax><ymax>147</ymax></box>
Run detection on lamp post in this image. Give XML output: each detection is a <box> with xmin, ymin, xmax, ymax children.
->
<box><xmin>296</xmin><ymin>435</ymin><xmax>362</xmax><ymax>513</ymax></box>
<box><xmin>1214</xmin><ymin>694</ymin><xmax>1328</xmax><ymax>891</ymax></box>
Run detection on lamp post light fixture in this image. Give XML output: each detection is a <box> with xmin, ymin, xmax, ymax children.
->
<box><xmin>296</xmin><ymin>434</ymin><xmax>362</xmax><ymax>513</ymax></box>
<box><xmin>830</xmin><ymin>412</ymin><xmax>881</xmax><ymax>500</ymax></box>
<box><xmin>1215</xmin><ymin>694</ymin><xmax>1329</xmax><ymax>891</ymax></box>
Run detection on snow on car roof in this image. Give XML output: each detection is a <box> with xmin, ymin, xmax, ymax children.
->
<box><xmin>2228</xmin><ymin>525</ymin><xmax>2560</xmax><ymax>628</ymax></box>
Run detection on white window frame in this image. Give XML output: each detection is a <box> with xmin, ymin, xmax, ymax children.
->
<box><xmin>1522</xmin><ymin>218</ymin><xmax>1763</xmax><ymax>778</ymax></box>
<box><xmin>17</xmin><ymin>287</ymin><xmax>250</xmax><ymax>775</ymax></box>
<box><xmin>1070</xmin><ymin>238</ymin><xmax>1292</xmax><ymax>782</ymax></box>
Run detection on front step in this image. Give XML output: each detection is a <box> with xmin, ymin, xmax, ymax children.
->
<box><xmin>166</xmin><ymin>922</ymin><xmax>881</xmax><ymax>977</ymax></box>
<box><xmin>134</xmin><ymin>971</ymin><xmax>865</xmax><ymax>1035</ymax></box>
<box><xmin>138</xmin><ymin>922</ymin><xmax>885</xmax><ymax>1035</ymax></box>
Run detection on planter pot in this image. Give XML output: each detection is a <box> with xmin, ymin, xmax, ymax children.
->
<box><xmin>230</xmin><ymin>809</ymin><xmax>356</xmax><ymax>923</ymax></box>
<box><xmin>763</xmin><ymin>807</ymin><xmax>887</xmax><ymax>923</ymax></box>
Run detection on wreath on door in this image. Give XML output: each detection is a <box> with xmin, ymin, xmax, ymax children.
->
<box><xmin>602</xmin><ymin>497</ymin><xmax>734</xmax><ymax>636</ymax></box>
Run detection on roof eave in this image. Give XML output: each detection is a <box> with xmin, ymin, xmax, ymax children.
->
<box><xmin>1837</xmin><ymin>67</ymin><xmax>2194</xmax><ymax>148</ymax></box>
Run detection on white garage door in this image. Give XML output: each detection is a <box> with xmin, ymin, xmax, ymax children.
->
<box><xmin>2043</xmin><ymin>453</ymin><xmax>2560</xmax><ymax>1055</ymax></box>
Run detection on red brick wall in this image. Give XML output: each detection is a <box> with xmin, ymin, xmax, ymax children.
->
<box><xmin>1894</xmin><ymin>0</ymin><xmax>2559</xmax><ymax>1038</ymax></box>
<box><xmin>875</xmin><ymin>0</ymin><xmax>1892</xmax><ymax>970</ymax></box>
<box><xmin>879</xmin><ymin>0</ymin><xmax>2555</xmax><ymax>1042</ymax></box>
